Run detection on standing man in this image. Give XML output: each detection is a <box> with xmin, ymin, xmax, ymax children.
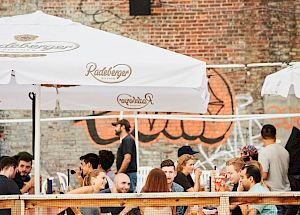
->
<box><xmin>112</xmin><ymin>119</ymin><xmax>137</xmax><ymax>193</ymax></box>
<box><xmin>13</xmin><ymin>152</ymin><xmax>35</xmax><ymax>194</ymax></box>
<box><xmin>161</xmin><ymin>159</ymin><xmax>184</xmax><ymax>215</ymax></box>
<box><xmin>0</xmin><ymin>157</ymin><xmax>21</xmax><ymax>215</ymax></box>
<box><xmin>259</xmin><ymin>124</ymin><xmax>290</xmax><ymax>215</ymax></box>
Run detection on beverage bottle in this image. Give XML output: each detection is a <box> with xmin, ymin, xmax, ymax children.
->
<box><xmin>46</xmin><ymin>177</ymin><xmax>53</xmax><ymax>194</ymax></box>
<box><xmin>210</xmin><ymin>167</ymin><xmax>217</xmax><ymax>192</ymax></box>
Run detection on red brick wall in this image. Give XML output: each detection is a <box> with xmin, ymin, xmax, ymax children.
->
<box><xmin>68</xmin><ymin>0</ymin><xmax>299</xmax><ymax>147</ymax></box>
<box><xmin>1</xmin><ymin>1</ymin><xmax>297</xmax><ymax>61</ymax></box>
<box><xmin>0</xmin><ymin>0</ymin><xmax>299</xmax><ymax>148</ymax></box>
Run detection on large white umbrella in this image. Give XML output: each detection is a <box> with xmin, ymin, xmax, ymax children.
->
<box><xmin>0</xmin><ymin>11</ymin><xmax>209</xmax><ymax>112</ymax></box>
<box><xmin>0</xmin><ymin>11</ymin><xmax>209</xmax><ymax>193</ymax></box>
<box><xmin>261</xmin><ymin>63</ymin><xmax>300</xmax><ymax>98</ymax></box>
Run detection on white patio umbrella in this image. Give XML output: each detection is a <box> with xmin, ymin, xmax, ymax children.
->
<box><xmin>261</xmin><ymin>62</ymin><xmax>300</xmax><ymax>98</ymax></box>
<box><xmin>0</xmin><ymin>76</ymin><xmax>58</xmax><ymax>109</ymax></box>
<box><xmin>0</xmin><ymin>11</ymin><xmax>209</xmax><ymax>193</ymax></box>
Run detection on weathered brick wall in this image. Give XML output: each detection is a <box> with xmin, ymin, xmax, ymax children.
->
<box><xmin>0</xmin><ymin>0</ymin><xmax>299</xmax><ymax>177</ymax></box>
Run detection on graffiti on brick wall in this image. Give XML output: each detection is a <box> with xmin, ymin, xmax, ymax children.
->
<box><xmin>196</xmin><ymin>96</ymin><xmax>300</xmax><ymax>170</ymax></box>
<box><xmin>75</xmin><ymin>69</ymin><xmax>235</xmax><ymax>146</ymax></box>
<box><xmin>195</xmin><ymin>93</ymin><xmax>265</xmax><ymax>170</ymax></box>
<box><xmin>265</xmin><ymin>105</ymin><xmax>300</xmax><ymax>130</ymax></box>
<box><xmin>78</xmin><ymin>0</ymin><xmax>135</xmax><ymax>32</ymax></box>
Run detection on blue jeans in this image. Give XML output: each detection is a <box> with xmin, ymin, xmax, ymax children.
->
<box><xmin>127</xmin><ymin>172</ymin><xmax>137</xmax><ymax>193</ymax></box>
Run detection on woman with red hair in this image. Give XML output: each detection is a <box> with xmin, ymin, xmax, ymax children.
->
<box><xmin>141</xmin><ymin>168</ymin><xmax>175</xmax><ymax>215</ymax></box>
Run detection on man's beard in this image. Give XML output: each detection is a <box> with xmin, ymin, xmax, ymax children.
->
<box><xmin>115</xmin><ymin>130</ymin><xmax>121</xmax><ymax>136</ymax></box>
<box><xmin>19</xmin><ymin>172</ymin><xmax>30</xmax><ymax>181</ymax></box>
<box><xmin>19</xmin><ymin>172</ymin><xmax>29</xmax><ymax>177</ymax></box>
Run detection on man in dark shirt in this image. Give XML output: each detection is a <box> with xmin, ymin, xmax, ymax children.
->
<box><xmin>13</xmin><ymin>152</ymin><xmax>34</xmax><ymax>194</ymax></box>
<box><xmin>0</xmin><ymin>157</ymin><xmax>21</xmax><ymax>215</ymax></box>
<box><xmin>112</xmin><ymin>119</ymin><xmax>137</xmax><ymax>192</ymax></box>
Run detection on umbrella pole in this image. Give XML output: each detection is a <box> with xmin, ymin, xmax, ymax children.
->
<box><xmin>134</xmin><ymin>112</ymin><xmax>139</xmax><ymax>170</ymax></box>
<box><xmin>34</xmin><ymin>84</ymin><xmax>41</xmax><ymax>194</ymax></box>
<box><xmin>28</xmin><ymin>92</ymin><xmax>36</xmax><ymax>158</ymax></box>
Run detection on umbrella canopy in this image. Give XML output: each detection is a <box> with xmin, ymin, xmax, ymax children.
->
<box><xmin>0</xmin><ymin>11</ymin><xmax>209</xmax><ymax>194</ymax></box>
<box><xmin>0</xmin><ymin>76</ymin><xmax>58</xmax><ymax>109</ymax></box>
<box><xmin>261</xmin><ymin>63</ymin><xmax>300</xmax><ymax>98</ymax></box>
<box><xmin>0</xmin><ymin>11</ymin><xmax>209</xmax><ymax>113</ymax></box>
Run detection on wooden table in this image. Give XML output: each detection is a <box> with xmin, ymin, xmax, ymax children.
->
<box><xmin>25</xmin><ymin>207</ymin><xmax>81</xmax><ymax>215</ymax></box>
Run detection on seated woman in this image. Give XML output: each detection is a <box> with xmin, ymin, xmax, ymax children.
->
<box><xmin>68</xmin><ymin>169</ymin><xmax>107</xmax><ymax>194</ymax></box>
<box><xmin>141</xmin><ymin>168</ymin><xmax>175</xmax><ymax>215</ymax></box>
<box><xmin>67</xmin><ymin>170</ymin><xmax>107</xmax><ymax>215</ymax></box>
<box><xmin>174</xmin><ymin>154</ymin><xmax>202</xmax><ymax>192</ymax></box>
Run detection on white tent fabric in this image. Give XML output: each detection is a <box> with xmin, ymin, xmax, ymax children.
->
<box><xmin>0</xmin><ymin>77</ymin><xmax>57</xmax><ymax>109</ymax></box>
<box><xmin>0</xmin><ymin>11</ymin><xmax>209</xmax><ymax>193</ymax></box>
<box><xmin>0</xmin><ymin>11</ymin><xmax>208</xmax><ymax>113</ymax></box>
<box><xmin>261</xmin><ymin>63</ymin><xmax>300</xmax><ymax>98</ymax></box>
<box><xmin>55</xmin><ymin>85</ymin><xmax>208</xmax><ymax>113</ymax></box>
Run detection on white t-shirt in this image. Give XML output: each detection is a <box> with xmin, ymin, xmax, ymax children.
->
<box><xmin>258</xmin><ymin>143</ymin><xmax>291</xmax><ymax>191</ymax></box>
<box><xmin>106</xmin><ymin>170</ymin><xmax>115</xmax><ymax>189</ymax></box>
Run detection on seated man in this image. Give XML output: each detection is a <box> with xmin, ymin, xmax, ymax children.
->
<box><xmin>100</xmin><ymin>173</ymin><xmax>131</xmax><ymax>215</ymax></box>
<box><xmin>75</xmin><ymin>153</ymin><xmax>99</xmax><ymax>186</ymax></box>
<box><xmin>161</xmin><ymin>159</ymin><xmax>184</xmax><ymax>215</ymax></box>
<box><xmin>240</xmin><ymin>164</ymin><xmax>277</xmax><ymax>215</ymax></box>
<box><xmin>225</xmin><ymin>157</ymin><xmax>244</xmax><ymax>191</ymax></box>
<box><xmin>225</xmin><ymin>157</ymin><xmax>245</xmax><ymax>215</ymax></box>
<box><xmin>13</xmin><ymin>152</ymin><xmax>34</xmax><ymax>194</ymax></box>
<box><xmin>0</xmin><ymin>157</ymin><xmax>21</xmax><ymax>215</ymax></box>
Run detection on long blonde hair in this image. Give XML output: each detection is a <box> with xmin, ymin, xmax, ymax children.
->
<box><xmin>176</xmin><ymin>154</ymin><xmax>195</xmax><ymax>172</ymax></box>
<box><xmin>83</xmin><ymin>169</ymin><xmax>101</xmax><ymax>186</ymax></box>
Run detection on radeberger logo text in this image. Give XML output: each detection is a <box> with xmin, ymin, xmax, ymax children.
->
<box><xmin>85</xmin><ymin>62</ymin><xmax>132</xmax><ymax>83</ymax></box>
<box><xmin>117</xmin><ymin>93</ymin><xmax>154</xmax><ymax>109</ymax></box>
<box><xmin>0</xmin><ymin>35</ymin><xmax>79</xmax><ymax>54</ymax></box>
